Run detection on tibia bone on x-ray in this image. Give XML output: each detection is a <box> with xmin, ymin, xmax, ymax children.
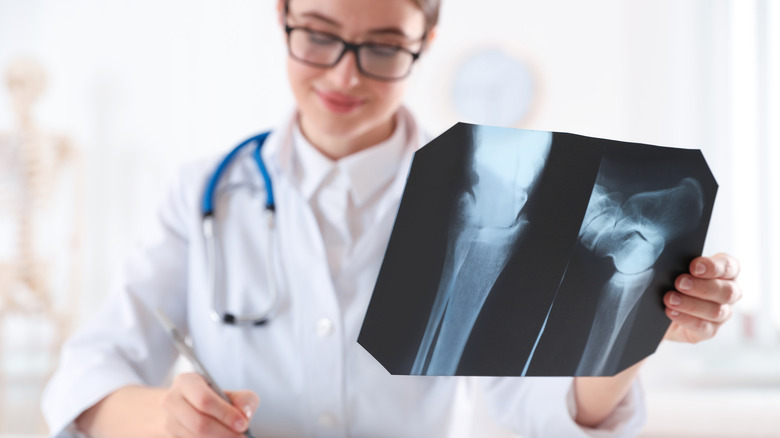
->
<box><xmin>574</xmin><ymin>176</ymin><xmax>704</xmax><ymax>375</ymax></box>
<box><xmin>411</xmin><ymin>127</ymin><xmax>552</xmax><ymax>375</ymax></box>
<box><xmin>358</xmin><ymin>122</ymin><xmax>718</xmax><ymax>377</ymax></box>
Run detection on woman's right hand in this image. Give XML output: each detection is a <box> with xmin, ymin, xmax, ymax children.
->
<box><xmin>75</xmin><ymin>373</ymin><xmax>260</xmax><ymax>438</ymax></box>
<box><xmin>160</xmin><ymin>372</ymin><xmax>259</xmax><ymax>437</ymax></box>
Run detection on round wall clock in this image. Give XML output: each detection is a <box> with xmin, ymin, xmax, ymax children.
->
<box><xmin>450</xmin><ymin>47</ymin><xmax>538</xmax><ymax>128</ymax></box>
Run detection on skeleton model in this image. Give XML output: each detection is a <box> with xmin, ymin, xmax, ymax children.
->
<box><xmin>0</xmin><ymin>57</ymin><xmax>82</xmax><ymax>431</ymax></box>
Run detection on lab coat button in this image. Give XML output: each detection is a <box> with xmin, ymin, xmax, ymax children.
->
<box><xmin>316</xmin><ymin>318</ymin><xmax>334</xmax><ymax>337</ymax></box>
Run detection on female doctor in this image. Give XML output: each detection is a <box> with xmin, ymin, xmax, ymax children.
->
<box><xmin>42</xmin><ymin>0</ymin><xmax>742</xmax><ymax>436</ymax></box>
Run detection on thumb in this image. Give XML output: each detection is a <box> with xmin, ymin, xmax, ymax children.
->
<box><xmin>226</xmin><ymin>390</ymin><xmax>260</xmax><ymax>422</ymax></box>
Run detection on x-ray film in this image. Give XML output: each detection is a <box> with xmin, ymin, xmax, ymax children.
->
<box><xmin>358</xmin><ymin>123</ymin><xmax>717</xmax><ymax>377</ymax></box>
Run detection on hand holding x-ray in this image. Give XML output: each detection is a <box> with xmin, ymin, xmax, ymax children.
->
<box><xmin>663</xmin><ymin>253</ymin><xmax>741</xmax><ymax>344</ymax></box>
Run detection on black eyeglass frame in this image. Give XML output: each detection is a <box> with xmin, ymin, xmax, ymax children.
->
<box><xmin>283</xmin><ymin>23</ymin><xmax>426</xmax><ymax>81</ymax></box>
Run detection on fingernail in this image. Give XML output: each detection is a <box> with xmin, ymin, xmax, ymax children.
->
<box><xmin>670</xmin><ymin>309</ymin><xmax>680</xmax><ymax>316</ymax></box>
<box><xmin>694</xmin><ymin>262</ymin><xmax>706</xmax><ymax>275</ymax></box>
<box><xmin>234</xmin><ymin>418</ymin><xmax>247</xmax><ymax>431</ymax></box>
<box><xmin>243</xmin><ymin>405</ymin><xmax>253</xmax><ymax>420</ymax></box>
<box><xmin>669</xmin><ymin>293</ymin><xmax>682</xmax><ymax>306</ymax></box>
<box><xmin>679</xmin><ymin>277</ymin><xmax>693</xmax><ymax>291</ymax></box>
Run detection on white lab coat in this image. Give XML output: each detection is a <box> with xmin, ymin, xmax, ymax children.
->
<box><xmin>42</xmin><ymin>108</ymin><xmax>645</xmax><ymax>437</ymax></box>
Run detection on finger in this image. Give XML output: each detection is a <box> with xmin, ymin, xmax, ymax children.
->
<box><xmin>675</xmin><ymin>275</ymin><xmax>742</xmax><ymax>304</ymax></box>
<box><xmin>178</xmin><ymin>374</ymin><xmax>250</xmax><ymax>434</ymax></box>
<box><xmin>160</xmin><ymin>393</ymin><xmax>192</xmax><ymax>438</ymax></box>
<box><xmin>162</xmin><ymin>388</ymin><xmax>242</xmax><ymax>438</ymax></box>
<box><xmin>664</xmin><ymin>291</ymin><xmax>732</xmax><ymax>324</ymax></box>
<box><xmin>164</xmin><ymin>414</ymin><xmax>196</xmax><ymax>438</ymax></box>
<box><xmin>226</xmin><ymin>390</ymin><xmax>261</xmax><ymax>422</ymax></box>
<box><xmin>665</xmin><ymin>307</ymin><xmax>720</xmax><ymax>343</ymax></box>
<box><xmin>690</xmin><ymin>253</ymin><xmax>740</xmax><ymax>280</ymax></box>
<box><xmin>170</xmin><ymin>413</ymin><xmax>240</xmax><ymax>438</ymax></box>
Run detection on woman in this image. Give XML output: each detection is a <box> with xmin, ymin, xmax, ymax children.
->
<box><xmin>42</xmin><ymin>0</ymin><xmax>741</xmax><ymax>436</ymax></box>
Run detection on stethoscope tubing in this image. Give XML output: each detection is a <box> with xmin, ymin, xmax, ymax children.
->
<box><xmin>202</xmin><ymin>132</ymin><xmax>277</xmax><ymax>326</ymax></box>
<box><xmin>202</xmin><ymin>132</ymin><xmax>273</xmax><ymax>216</ymax></box>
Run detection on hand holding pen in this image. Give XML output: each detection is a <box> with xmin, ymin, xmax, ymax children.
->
<box><xmin>155</xmin><ymin>309</ymin><xmax>259</xmax><ymax>437</ymax></box>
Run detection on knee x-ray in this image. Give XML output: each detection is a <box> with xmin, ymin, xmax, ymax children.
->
<box><xmin>358</xmin><ymin>123</ymin><xmax>717</xmax><ymax>377</ymax></box>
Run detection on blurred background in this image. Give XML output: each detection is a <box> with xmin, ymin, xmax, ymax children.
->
<box><xmin>0</xmin><ymin>0</ymin><xmax>777</xmax><ymax>436</ymax></box>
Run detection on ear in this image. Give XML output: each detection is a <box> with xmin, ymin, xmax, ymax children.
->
<box><xmin>277</xmin><ymin>0</ymin><xmax>286</xmax><ymax>28</ymax></box>
<box><xmin>423</xmin><ymin>26</ymin><xmax>437</xmax><ymax>50</ymax></box>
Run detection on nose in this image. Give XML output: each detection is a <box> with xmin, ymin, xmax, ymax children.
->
<box><xmin>326</xmin><ymin>49</ymin><xmax>361</xmax><ymax>89</ymax></box>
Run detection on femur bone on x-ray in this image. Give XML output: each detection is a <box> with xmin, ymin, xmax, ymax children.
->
<box><xmin>359</xmin><ymin>123</ymin><xmax>717</xmax><ymax>377</ymax></box>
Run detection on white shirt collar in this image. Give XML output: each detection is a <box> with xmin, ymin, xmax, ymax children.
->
<box><xmin>291</xmin><ymin>110</ymin><xmax>409</xmax><ymax>207</ymax></box>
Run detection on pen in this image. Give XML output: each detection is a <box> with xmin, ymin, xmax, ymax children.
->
<box><xmin>154</xmin><ymin>308</ymin><xmax>256</xmax><ymax>438</ymax></box>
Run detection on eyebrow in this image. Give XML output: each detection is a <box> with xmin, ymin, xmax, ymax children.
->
<box><xmin>295</xmin><ymin>11</ymin><xmax>415</xmax><ymax>39</ymax></box>
<box><xmin>297</xmin><ymin>11</ymin><xmax>341</xmax><ymax>27</ymax></box>
<box><xmin>367</xmin><ymin>27</ymin><xmax>412</xmax><ymax>38</ymax></box>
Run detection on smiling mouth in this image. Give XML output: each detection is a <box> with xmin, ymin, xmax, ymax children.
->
<box><xmin>315</xmin><ymin>89</ymin><xmax>365</xmax><ymax>114</ymax></box>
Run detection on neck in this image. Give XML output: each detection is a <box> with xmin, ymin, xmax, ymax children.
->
<box><xmin>299</xmin><ymin>114</ymin><xmax>397</xmax><ymax>161</ymax></box>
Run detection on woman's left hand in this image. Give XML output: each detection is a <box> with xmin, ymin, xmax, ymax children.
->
<box><xmin>663</xmin><ymin>253</ymin><xmax>742</xmax><ymax>343</ymax></box>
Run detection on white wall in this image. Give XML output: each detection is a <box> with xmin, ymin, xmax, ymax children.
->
<box><xmin>0</xmin><ymin>0</ymin><xmax>777</xmax><ymax>435</ymax></box>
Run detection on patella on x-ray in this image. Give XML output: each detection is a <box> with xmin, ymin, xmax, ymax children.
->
<box><xmin>358</xmin><ymin>123</ymin><xmax>717</xmax><ymax>377</ymax></box>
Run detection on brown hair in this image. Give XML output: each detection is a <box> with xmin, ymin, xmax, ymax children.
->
<box><xmin>411</xmin><ymin>0</ymin><xmax>441</xmax><ymax>34</ymax></box>
<box><xmin>283</xmin><ymin>0</ymin><xmax>441</xmax><ymax>34</ymax></box>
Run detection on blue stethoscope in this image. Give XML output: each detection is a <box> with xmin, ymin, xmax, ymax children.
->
<box><xmin>201</xmin><ymin>132</ymin><xmax>278</xmax><ymax>326</ymax></box>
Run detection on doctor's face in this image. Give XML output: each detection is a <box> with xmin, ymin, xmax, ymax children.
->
<box><xmin>282</xmin><ymin>0</ymin><xmax>427</xmax><ymax>157</ymax></box>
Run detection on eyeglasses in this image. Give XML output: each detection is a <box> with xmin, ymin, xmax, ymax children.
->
<box><xmin>284</xmin><ymin>25</ymin><xmax>425</xmax><ymax>81</ymax></box>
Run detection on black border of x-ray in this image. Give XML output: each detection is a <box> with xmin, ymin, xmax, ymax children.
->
<box><xmin>358</xmin><ymin>123</ymin><xmax>717</xmax><ymax>377</ymax></box>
